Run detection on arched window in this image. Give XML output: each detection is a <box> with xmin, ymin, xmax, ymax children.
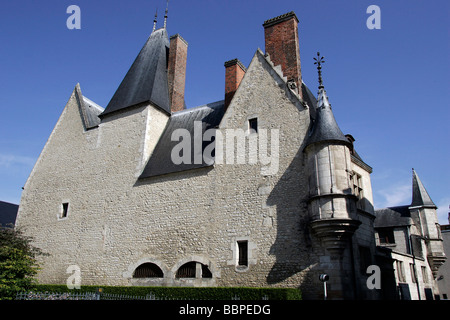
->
<box><xmin>175</xmin><ymin>261</ymin><xmax>213</xmax><ymax>278</ymax></box>
<box><xmin>133</xmin><ymin>263</ymin><xmax>164</xmax><ymax>278</ymax></box>
<box><xmin>176</xmin><ymin>262</ymin><xmax>196</xmax><ymax>278</ymax></box>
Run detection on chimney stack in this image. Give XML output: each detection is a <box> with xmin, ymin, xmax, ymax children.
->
<box><xmin>168</xmin><ymin>34</ymin><xmax>188</xmax><ymax>113</ymax></box>
<box><xmin>224</xmin><ymin>58</ymin><xmax>246</xmax><ymax>109</ymax></box>
<box><xmin>263</xmin><ymin>11</ymin><xmax>302</xmax><ymax>99</ymax></box>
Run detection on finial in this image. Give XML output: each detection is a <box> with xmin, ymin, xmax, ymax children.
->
<box><xmin>164</xmin><ymin>0</ymin><xmax>169</xmax><ymax>29</ymax></box>
<box><xmin>313</xmin><ymin>52</ymin><xmax>325</xmax><ymax>89</ymax></box>
<box><xmin>152</xmin><ymin>9</ymin><xmax>158</xmax><ymax>32</ymax></box>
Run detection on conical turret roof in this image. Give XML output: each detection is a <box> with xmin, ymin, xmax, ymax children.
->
<box><xmin>101</xmin><ymin>28</ymin><xmax>171</xmax><ymax>117</ymax></box>
<box><xmin>304</xmin><ymin>87</ymin><xmax>350</xmax><ymax>148</ymax></box>
<box><xmin>411</xmin><ymin>169</ymin><xmax>437</xmax><ymax>208</ymax></box>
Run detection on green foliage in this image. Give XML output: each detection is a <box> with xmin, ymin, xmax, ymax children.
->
<box><xmin>34</xmin><ymin>284</ymin><xmax>302</xmax><ymax>300</ymax></box>
<box><xmin>0</xmin><ymin>225</ymin><xmax>45</xmax><ymax>300</ymax></box>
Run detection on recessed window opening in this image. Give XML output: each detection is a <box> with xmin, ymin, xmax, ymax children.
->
<box><xmin>176</xmin><ymin>262</ymin><xmax>196</xmax><ymax>278</ymax></box>
<box><xmin>378</xmin><ymin>228</ymin><xmax>395</xmax><ymax>244</ymax></box>
<box><xmin>133</xmin><ymin>263</ymin><xmax>163</xmax><ymax>278</ymax></box>
<box><xmin>237</xmin><ymin>241</ymin><xmax>248</xmax><ymax>267</ymax></box>
<box><xmin>61</xmin><ymin>203</ymin><xmax>69</xmax><ymax>219</ymax></box>
<box><xmin>248</xmin><ymin>118</ymin><xmax>258</xmax><ymax>133</ymax></box>
<box><xmin>201</xmin><ymin>263</ymin><xmax>212</xmax><ymax>278</ymax></box>
<box><xmin>175</xmin><ymin>261</ymin><xmax>213</xmax><ymax>279</ymax></box>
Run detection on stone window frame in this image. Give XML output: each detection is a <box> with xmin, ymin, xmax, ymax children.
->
<box><xmin>228</xmin><ymin>236</ymin><xmax>257</xmax><ymax>272</ymax></box>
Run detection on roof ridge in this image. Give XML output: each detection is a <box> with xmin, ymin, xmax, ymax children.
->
<box><xmin>171</xmin><ymin>100</ymin><xmax>225</xmax><ymax>116</ymax></box>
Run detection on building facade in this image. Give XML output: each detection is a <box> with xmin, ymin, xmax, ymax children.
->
<box><xmin>15</xmin><ymin>11</ymin><xmax>445</xmax><ymax>300</ymax></box>
<box><xmin>374</xmin><ymin>170</ymin><xmax>446</xmax><ymax>300</ymax></box>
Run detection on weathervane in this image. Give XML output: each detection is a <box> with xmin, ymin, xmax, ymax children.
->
<box><xmin>164</xmin><ymin>0</ymin><xmax>169</xmax><ymax>29</ymax></box>
<box><xmin>313</xmin><ymin>52</ymin><xmax>325</xmax><ymax>89</ymax></box>
<box><xmin>152</xmin><ymin>9</ymin><xmax>158</xmax><ymax>32</ymax></box>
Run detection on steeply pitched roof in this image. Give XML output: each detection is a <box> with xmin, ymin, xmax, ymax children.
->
<box><xmin>411</xmin><ymin>169</ymin><xmax>436</xmax><ymax>208</ymax></box>
<box><xmin>301</xmin><ymin>82</ymin><xmax>318</xmax><ymax>119</ymax></box>
<box><xmin>304</xmin><ymin>87</ymin><xmax>350</xmax><ymax>148</ymax></box>
<box><xmin>101</xmin><ymin>28</ymin><xmax>171</xmax><ymax>117</ymax></box>
<box><xmin>374</xmin><ymin>205</ymin><xmax>412</xmax><ymax>228</ymax></box>
<box><xmin>74</xmin><ymin>84</ymin><xmax>104</xmax><ymax>130</ymax></box>
<box><xmin>140</xmin><ymin>101</ymin><xmax>225</xmax><ymax>179</ymax></box>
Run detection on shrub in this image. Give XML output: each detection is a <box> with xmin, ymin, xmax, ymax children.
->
<box><xmin>33</xmin><ymin>284</ymin><xmax>301</xmax><ymax>300</ymax></box>
<box><xmin>0</xmin><ymin>225</ymin><xmax>46</xmax><ymax>300</ymax></box>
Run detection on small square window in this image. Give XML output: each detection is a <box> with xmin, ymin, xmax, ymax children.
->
<box><xmin>248</xmin><ymin>118</ymin><xmax>258</xmax><ymax>133</ymax></box>
<box><xmin>378</xmin><ymin>228</ymin><xmax>395</xmax><ymax>244</ymax></box>
<box><xmin>61</xmin><ymin>203</ymin><xmax>69</xmax><ymax>219</ymax></box>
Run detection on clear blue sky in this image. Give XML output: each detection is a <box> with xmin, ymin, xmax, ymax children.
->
<box><xmin>1</xmin><ymin>0</ymin><xmax>449</xmax><ymax>223</ymax></box>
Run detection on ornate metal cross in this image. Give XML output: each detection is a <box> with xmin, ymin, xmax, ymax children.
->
<box><xmin>313</xmin><ymin>52</ymin><xmax>325</xmax><ymax>89</ymax></box>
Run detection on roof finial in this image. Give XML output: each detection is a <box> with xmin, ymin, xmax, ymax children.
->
<box><xmin>164</xmin><ymin>0</ymin><xmax>169</xmax><ymax>29</ymax></box>
<box><xmin>152</xmin><ymin>9</ymin><xmax>158</xmax><ymax>32</ymax></box>
<box><xmin>313</xmin><ymin>52</ymin><xmax>325</xmax><ymax>89</ymax></box>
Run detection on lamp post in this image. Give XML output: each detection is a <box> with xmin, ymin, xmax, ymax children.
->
<box><xmin>319</xmin><ymin>274</ymin><xmax>329</xmax><ymax>300</ymax></box>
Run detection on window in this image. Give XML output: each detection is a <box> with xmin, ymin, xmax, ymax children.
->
<box><xmin>201</xmin><ymin>264</ymin><xmax>212</xmax><ymax>278</ymax></box>
<box><xmin>436</xmin><ymin>223</ymin><xmax>442</xmax><ymax>239</ymax></box>
<box><xmin>351</xmin><ymin>172</ymin><xmax>364</xmax><ymax>209</ymax></box>
<box><xmin>237</xmin><ymin>241</ymin><xmax>248</xmax><ymax>267</ymax></box>
<box><xmin>133</xmin><ymin>263</ymin><xmax>163</xmax><ymax>278</ymax></box>
<box><xmin>248</xmin><ymin>118</ymin><xmax>258</xmax><ymax>133</ymax></box>
<box><xmin>421</xmin><ymin>266</ymin><xmax>428</xmax><ymax>283</ymax></box>
<box><xmin>176</xmin><ymin>262</ymin><xmax>196</xmax><ymax>278</ymax></box>
<box><xmin>61</xmin><ymin>203</ymin><xmax>69</xmax><ymax>219</ymax></box>
<box><xmin>175</xmin><ymin>261</ymin><xmax>213</xmax><ymax>279</ymax></box>
<box><xmin>410</xmin><ymin>263</ymin><xmax>416</xmax><ymax>283</ymax></box>
<box><xmin>396</xmin><ymin>260</ymin><xmax>406</xmax><ymax>282</ymax></box>
<box><xmin>378</xmin><ymin>228</ymin><xmax>395</xmax><ymax>245</ymax></box>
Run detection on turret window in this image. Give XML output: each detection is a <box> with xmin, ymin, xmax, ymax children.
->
<box><xmin>350</xmin><ymin>172</ymin><xmax>364</xmax><ymax>209</ymax></box>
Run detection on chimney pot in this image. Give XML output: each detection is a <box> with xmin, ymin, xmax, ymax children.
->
<box><xmin>168</xmin><ymin>34</ymin><xmax>188</xmax><ymax>113</ymax></box>
<box><xmin>263</xmin><ymin>11</ymin><xmax>302</xmax><ymax>99</ymax></box>
<box><xmin>224</xmin><ymin>58</ymin><xmax>246</xmax><ymax>110</ymax></box>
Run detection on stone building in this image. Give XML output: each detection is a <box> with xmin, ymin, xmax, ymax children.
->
<box><xmin>15</xmin><ymin>11</ymin><xmax>445</xmax><ymax>299</ymax></box>
<box><xmin>374</xmin><ymin>169</ymin><xmax>446</xmax><ymax>299</ymax></box>
<box><xmin>437</xmin><ymin>220</ymin><xmax>450</xmax><ymax>300</ymax></box>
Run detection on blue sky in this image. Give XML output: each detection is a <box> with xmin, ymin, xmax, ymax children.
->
<box><xmin>1</xmin><ymin>0</ymin><xmax>449</xmax><ymax>223</ymax></box>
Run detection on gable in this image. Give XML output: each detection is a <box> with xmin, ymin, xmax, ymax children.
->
<box><xmin>220</xmin><ymin>48</ymin><xmax>306</xmax><ymax>130</ymax></box>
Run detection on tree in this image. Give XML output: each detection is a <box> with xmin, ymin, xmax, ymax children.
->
<box><xmin>0</xmin><ymin>225</ymin><xmax>46</xmax><ymax>299</ymax></box>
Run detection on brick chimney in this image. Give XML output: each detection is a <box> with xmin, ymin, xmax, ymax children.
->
<box><xmin>168</xmin><ymin>34</ymin><xmax>188</xmax><ymax>113</ymax></box>
<box><xmin>224</xmin><ymin>58</ymin><xmax>246</xmax><ymax>109</ymax></box>
<box><xmin>263</xmin><ymin>11</ymin><xmax>302</xmax><ymax>99</ymax></box>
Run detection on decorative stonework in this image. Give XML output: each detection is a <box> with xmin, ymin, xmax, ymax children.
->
<box><xmin>310</xmin><ymin>218</ymin><xmax>361</xmax><ymax>257</ymax></box>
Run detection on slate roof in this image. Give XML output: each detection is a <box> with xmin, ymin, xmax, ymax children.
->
<box><xmin>0</xmin><ymin>201</ymin><xmax>19</xmax><ymax>227</ymax></box>
<box><xmin>304</xmin><ymin>87</ymin><xmax>350</xmax><ymax>148</ymax></box>
<box><xmin>411</xmin><ymin>169</ymin><xmax>436</xmax><ymax>208</ymax></box>
<box><xmin>73</xmin><ymin>84</ymin><xmax>104</xmax><ymax>130</ymax></box>
<box><xmin>374</xmin><ymin>206</ymin><xmax>412</xmax><ymax>228</ymax></box>
<box><xmin>301</xmin><ymin>82</ymin><xmax>318</xmax><ymax>119</ymax></box>
<box><xmin>101</xmin><ymin>28</ymin><xmax>171</xmax><ymax>117</ymax></box>
<box><xmin>140</xmin><ymin>100</ymin><xmax>225</xmax><ymax>178</ymax></box>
